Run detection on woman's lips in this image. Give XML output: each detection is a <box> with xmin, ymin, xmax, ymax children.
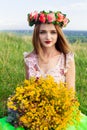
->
<box><xmin>45</xmin><ymin>41</ymin><xmax>51</xmax><ymax>44</ymax></box>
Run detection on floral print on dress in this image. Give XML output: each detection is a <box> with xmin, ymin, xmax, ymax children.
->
<box><xmin>23</xmin><ymin>51</ymin><xmax>74</xmax><ymax>83</ymax></box>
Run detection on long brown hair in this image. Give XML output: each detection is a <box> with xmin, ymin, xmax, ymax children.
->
<box><xmin>32</xmin><ymin>24</ymin><xmax>71</xmax><ymax>62</ymax></box>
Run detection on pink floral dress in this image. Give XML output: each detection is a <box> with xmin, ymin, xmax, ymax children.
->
<box><xmin>23</xmin><ymin>51</ymin><xmax>74</xmax><ymax>83</ymax></box>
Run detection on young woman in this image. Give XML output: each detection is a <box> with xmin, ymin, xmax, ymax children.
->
<box><xmin>24</xmin><ymin>11</ymin><xmax>75</xmax><ymax>90</ymax></box>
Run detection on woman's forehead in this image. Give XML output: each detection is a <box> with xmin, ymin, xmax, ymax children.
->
<box><xmin>39</xmin><ymin>24</ymin><xmax>56</xmax><ymax>30</ymax></box>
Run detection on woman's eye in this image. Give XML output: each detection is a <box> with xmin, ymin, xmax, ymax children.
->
<box><xmin>39</xmin><ymin>31</ymin><xmax>46</xmax><ymax>34</ymax></box>
<box><xmin>51</xmin><ymin>31</ymin><xmax>57</xmax><ymax>34</ymax></box>
<box><xmin>39</xmin><ymin>31</ymin><xmax>57</xmax><ymax>34</ymax></box>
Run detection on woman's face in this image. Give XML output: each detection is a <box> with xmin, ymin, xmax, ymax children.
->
<box><xmin>39</xmin><ymin>24</ymin><xmax>58</xmax><ymax>48</ymax></box>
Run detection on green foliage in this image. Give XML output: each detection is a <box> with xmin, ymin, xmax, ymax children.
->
<box><xmin>0</xmin><ymin>32</ymin><xmax>87</xmax><ymax>117</ymax></box>
<box><xmin>67</xmin><ymin>36</ymin><xmax>87</xmax><ymax>43</ymax></box>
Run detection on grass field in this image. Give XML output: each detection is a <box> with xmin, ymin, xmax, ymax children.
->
<box><xmin>0</xmin><ymin>33</ymin><xmax>87</xmax><ymax>117</ymax></box>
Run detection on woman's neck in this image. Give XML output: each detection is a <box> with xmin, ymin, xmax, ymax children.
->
<box><xmin>42</xmin><ymin>47</ymin><xmax>60</xmax><ymax>58</ymax></box>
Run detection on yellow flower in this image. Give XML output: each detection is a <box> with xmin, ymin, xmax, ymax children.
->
<box><xmin>7</xmin><ymin>101</ymin><xmax>17</xmax><ymax>110</ymax></box>
<box><xmin>19</xmin><ymin>115</ymin><xmax>28</xmax><ymax>125</ymax></box>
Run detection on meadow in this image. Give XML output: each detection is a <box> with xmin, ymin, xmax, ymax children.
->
<box><xmin>0</xmin><ymin>32</ymin><xmax>87</xmax><ymax>117</ymax></box>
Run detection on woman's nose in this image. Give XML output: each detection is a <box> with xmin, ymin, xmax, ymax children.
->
<box><xmin>46</xmin><ymin>33</ymin><xmax>51</xmax><ymax>39</ymax></box>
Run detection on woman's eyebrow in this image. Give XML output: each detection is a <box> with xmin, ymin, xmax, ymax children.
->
<box><xmin>39</xmin><ymin>29</ymin><xmax>56</xmax><ymax>31</ymax></box>
<box><xmin>39</xmin><ymin>30</ymin><xmax>46</xmax><ymax>31</ymax></box>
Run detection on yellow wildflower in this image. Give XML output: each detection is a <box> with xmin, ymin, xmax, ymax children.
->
<box><xmin>7</xmin><ymin>75</ymin><xmax>80</xmax><ymax>130</ymax></box>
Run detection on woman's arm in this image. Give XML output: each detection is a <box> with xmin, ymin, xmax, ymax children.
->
<box><xmin>65</xmin><ymin>59</ymin><xmax>75</xmax><ymax>91</ymax></box>
<box><xmin>24</xmin><ymin>63</ymin><xmax>29</xmax><ymax>80</ymax></box>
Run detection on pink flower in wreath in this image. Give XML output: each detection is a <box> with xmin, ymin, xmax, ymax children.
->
<box><xmin>47</xmin><ymin>13</ymin><xmax>56</xmax><ymax>22</ymax></box>
<box><xmin>39</xmin><ymin>13</ymin><xmax>46</xmax><ymax>23</ymax></box>
<box><xmin>63</xmin><ymin>17</ymin><xmax>69</xmax><ymax>26</ymax></box>
<box><xmin>29</xmin><ymin>11</ymin><xmax>38</xmax><ymax>20</ymax></box>
<box><xmin>57</xmin><ymin>13</ymin><xmax>64</xmax><ymax>22</ymax></box>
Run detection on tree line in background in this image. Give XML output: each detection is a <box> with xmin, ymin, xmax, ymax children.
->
<box><xmin>0</xmin><ymin>30</ymin><xmax>87</xmax><ymax>44</ymax></box>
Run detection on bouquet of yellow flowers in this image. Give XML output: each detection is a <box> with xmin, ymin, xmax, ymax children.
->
<box><xmin>7</xmin><ymin>76</ymin><xmax>80</xmax><ymax>130</ymax></box>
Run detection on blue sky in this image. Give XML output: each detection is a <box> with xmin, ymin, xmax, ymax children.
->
<box><xmin>0</xmin><ymin>0</ymin><xmax>87</xmax><ymax>30</ymax></box>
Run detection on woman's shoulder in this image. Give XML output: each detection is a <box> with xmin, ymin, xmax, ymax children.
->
<box><xmin>23</xmin><ymin>50</ymin><xmax>37</xmax><ymax>67</ymax></box>
<box><xmin>61</xmin><ymin>51</ymin><xmax>74</xmax><ymax>63</ymax></box>
<box><xmin>66</xmin><ymin>51</ymin><xmax>74</xmax><ymax>61</ymax></box>
<box><xmin>65</xmin><ymin>51</ymin><xmax>75</xmax><ymax>71</ymax></box>
<box><xmin>23</xmin><ymin>50</ymin><xmax>36</xmax><ymax>59</ymax></box>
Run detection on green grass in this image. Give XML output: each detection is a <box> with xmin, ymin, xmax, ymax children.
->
<box><xmin>0</xmin><ymin>33</ymin><xmax>33</xmax><ymax>116</ymax></box>
<box><xmin>72</xmin><ymin>43</ymin><xmax>87</xmax><ymax>115</ymax></box>
<box><xmin>0</xmin><ymin>33</ymin><xmax>87</xmax><ymax>117</ymax></box>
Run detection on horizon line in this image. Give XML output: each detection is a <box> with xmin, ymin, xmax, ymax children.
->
<box><xmin>0</xmin><ymin>29</ymin><xmax>87</xmax><ymax>32</ymax></box>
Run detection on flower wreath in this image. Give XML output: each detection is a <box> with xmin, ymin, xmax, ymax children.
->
<box><xmin>27</xmin><ymin>10</ymin><xmax>70</xmax><ymax>28</ymax></box>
